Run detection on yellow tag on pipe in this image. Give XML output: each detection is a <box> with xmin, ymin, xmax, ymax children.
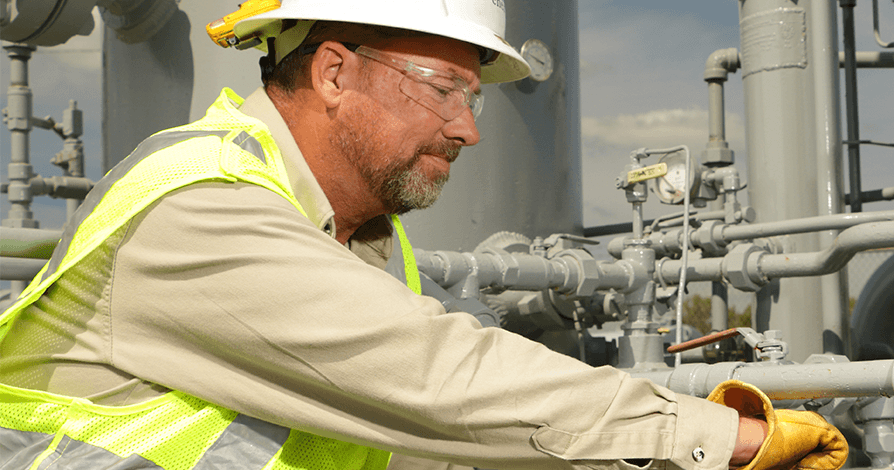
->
<box><xmin>627</xmin><ymin>162</ymin><xmax>668</xmax><ymax>184</ymax></box>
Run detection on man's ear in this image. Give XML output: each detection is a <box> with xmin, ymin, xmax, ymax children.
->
<box><xmin>311</xmin><ymin>41</ymin><xmax>360</xmax><ymax>110</ymax></box>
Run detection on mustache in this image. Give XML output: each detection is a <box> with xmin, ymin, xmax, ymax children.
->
<box><xmin>417</xmin><ymin>141</ymin><xmax>462</xmax><ymax>162</ymax></box>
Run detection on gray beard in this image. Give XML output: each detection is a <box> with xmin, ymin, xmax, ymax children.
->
<box><xmin>329</xmin><ymin>108</ymin><xmax>457</xmax><ymax>214</ymax></box>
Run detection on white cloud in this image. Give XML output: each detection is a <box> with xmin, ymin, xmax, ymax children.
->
<box><xmin>579</xmin><ymin>107</ymin><xmax>750</xmax><ymax>229</ymax></box>
<box><xmin>582</xmin><ymin>108</ymin><xmax>746</xmax><ymax>159</ymax></box>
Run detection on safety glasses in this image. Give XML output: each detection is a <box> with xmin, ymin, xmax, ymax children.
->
<box><xmin>345</xmin><ymin>44</ymin><xmax>484</xmax><ymax>121</ymax></box>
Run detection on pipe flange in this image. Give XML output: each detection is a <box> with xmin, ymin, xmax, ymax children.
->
<box><xmin>556</xmin><ymin>249</ymin><xmax>600</xmax><ymax>297</ymax></box>
<box><xmin>721</xmin><ymin>244</ymin><xmax>768</xmax><ymax>291</ymax></box>
<box><xmin>692</xmin><ymin>220</ymin><xmax>727</xmax><ymax>256</ymax></box>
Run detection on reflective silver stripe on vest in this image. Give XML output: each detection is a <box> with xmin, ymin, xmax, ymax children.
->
<box><xmin>0</xmin><ymin>412</ymin><xmax>290</xmax><ymax>469</ymax></box>
<box><xmin>0</xmin><ymin>429</ymin><xmax>162</xmax><ymax>470</ymax></box>
<box><xmin>192</xmin><ymin>414</ymin><xmax>290</xmax><ymax>469</ymax></box>
<box><xmin>1</xmin><ymin>427</ymin><xmax>54</xmax><ymax>469</ymax></box>
<box><xmin>35</xmin><ymin>436</ymin><xmax>162</xmax><ymax>470</ymax></box>
<box><xmin>233</xmin><ymin>131</ymin><xmax>266</xmax><ymax>165</ymax></box>
<box><xmin>40</xmin><ymin>130</ymin><xmax>231</xmax><ymax>284</ymax></box>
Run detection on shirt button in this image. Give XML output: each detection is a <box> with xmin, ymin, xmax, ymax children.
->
<box><xmin>692</xmin><ymin>447</ymin><xmax>705</xmax><ymax>462</ymax></box>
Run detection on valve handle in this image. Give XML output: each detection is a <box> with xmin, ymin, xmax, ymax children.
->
<box><xmin>667</xmin><ymin>328</ymin><xmax>740</xmax><ymax>353</ymax></box>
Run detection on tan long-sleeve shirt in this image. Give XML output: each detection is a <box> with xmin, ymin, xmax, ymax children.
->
<box><xmin>0</xmin><ymin>87</ymin><xmax>738</xmax><ymax>470</ymax></box>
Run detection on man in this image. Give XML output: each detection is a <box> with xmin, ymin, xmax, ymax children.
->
<box><xmin>0</xmin><ymin>1</ymin><xmax>846</xmax><ymax>469</ymax></box>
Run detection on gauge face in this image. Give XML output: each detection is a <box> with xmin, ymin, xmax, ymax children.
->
<box><xmin>656</xmin><ymin>165</ymin><xmax>688</xmax><ymax>203</ymax></box>
<box><xmin>520</xmin><ymin>38</ymin><xmax>553</xmax><ymax>82</ymax></box>
<box><xmin>652</xmin><ymin>152</ymin><xmax>697</xmax><ymax>204</ymax></box>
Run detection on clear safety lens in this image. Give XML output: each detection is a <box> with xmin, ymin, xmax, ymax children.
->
<box><xmin>355</xmin><ymin>45</ymin><xmax>483</xmax><ymax>121</ymax></box>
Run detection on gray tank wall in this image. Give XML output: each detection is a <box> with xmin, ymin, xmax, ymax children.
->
<box><xmin>102</xmin><ymin>0</ymin><xmax>583</xmax><ymax>252</ymax></box>
<box><xmin>401</xmin><ymin>0</ymin><xmax>583</xmax><ymax>251</ymax></box>
<box><xmin>102</xmin><ymin>2</ymin><xmax>260</xmax><ymax>170</ymax></box>
<box><xmin>738</xmin><ymin>0</ymin><xmax>846</xmax><ymax>361</ymax></box>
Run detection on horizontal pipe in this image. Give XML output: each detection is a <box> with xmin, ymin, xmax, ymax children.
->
<box><xmin>30</xmin><ymin>176</ymin><xmax>94</xmax><ymax>200</ymax></box>
<box><xmin>1</xmin><ymin>227</ymin><xmax>62</xmax><ymax>258</ymax></box>
<box><xmin>415</xmin><ymin>249</ymin><xmax>572</xmax><ymax>293</ymax></box>
<box><xmin>838</xmin><ymin>51</ymin><xmax>894</xmax><ymax>68</ymax></box>
<box><xmin>0</xmin><ymin>256</ymin><xmax>47</xmax><ymax>281</ymax></box>
<box><xmin>846</xmin><ymin>187</ymin><xmax>894</xmax><ymax>205</ymax></box>
<box><xmin>720</xmin><ymin>210</ymin><xmax>894</xmax><ymax>241</ymax></box>
<box><xmin>415</xmin><ymin>248</ymin><xmax>636</xmax><ymax>296</ymax></box>
<box><xmin>632</xmin><ymin>359</ymin><xmax>894</xmax><ymax>400</ymax></box>
<box><xmin>761</xmin><ymin>221</ymin><xmax>894</xmax><ymax>278</ymax></box>
<box><xmin>655</xmin><ymin>221</ymin><xmax>894</xmax><ymax>287</ymax></box>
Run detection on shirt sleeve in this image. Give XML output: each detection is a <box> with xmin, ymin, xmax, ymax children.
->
<box><xmin>109</xmin><ymin>182</ymin><xmax>739</xmax><ymax>470</ymax></box>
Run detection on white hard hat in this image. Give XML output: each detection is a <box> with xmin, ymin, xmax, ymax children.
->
<box><xmin>233</xmin><ymin>0</ymin><xmax>531</xmax><ymax>84</ymax></box>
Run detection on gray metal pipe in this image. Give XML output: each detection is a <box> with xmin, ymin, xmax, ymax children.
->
<box><xmin>0</xmin><ymin>257</ymin><xmax>48</xmax><ymax>281</ymax></box>
<box><xmin>839</xmin><ymin>51</ymin><xmax>894</xmax><ymax>68</ymax></box>
<box><xmin>415</xmin><ymin>248</ymin><xmax>636</xmax><ymax>297</ymax></box>
<box><xmin>1</xmin><ymin>227</ymin><xmax>62</xmax><ymax>259</ymax></box>
<box><xmin>4</xmin><ymin>44</ymin><xmax>38</xmax><ymax>230</ymax></box>
<box><xmin>655</xmin><ymin>221</ymin><xmax>894</xmax><ymax>288</ymax></box>
<box><xmin>720</xmin><ymin>210</ymin><xmax>894</xmax><ymax>242</ymax></box>
<box><xmin>841</xmin><ymin>0</ymin><xmax>863</xmax><ymax>213</ymax></box>
<box><xmin>761</xmin><ymin>221</ymin><xmax>894</xmax><ymax>278</ymax></box>
<box><xmin>810</xmin><ymin>0</ymin><xmax>847</xmax><ymax>355</ymax></box>
<box><xmin>707</xmin><ymin>82</ymin><xmax>726</xmax><ymax>145</ymax></box>
<box><xmin>608</xmin><ymin>211</ymin><xmax>894</xmax><ymax>259</ymax></box>
<box><xmin>873</xmin><ymin>0</ymin><xmax>894</xmax><ymax>48</ymax></box>
<box><xmin>703</xmin><ymin>47</ymin><xmax>740</xmax><ymax>153</ymax></box>
<box><xmin>29</xmin><ymin>176</ymin><xmax>94</xmax><ymax>200</ymax></box>
<box><xmin>632</xmin><ymin>359</ymin><xmax>894</xmax><ymax>400</ymax></box>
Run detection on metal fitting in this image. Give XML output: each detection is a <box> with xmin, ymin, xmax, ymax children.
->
<box><xmin>721</xmin><ymin>244</ymin><xmax>768</xmax><ymax>291</ymax></box>
<box><xmin>701</xmin><ymin>143</ymin><xmax>735</xmax><ymax>166</ymax></box>
<box><xmin>691</xmin><ymin>220</ymin><xmax>727</xmax><ymax>256</ymax></box>
<box><xmin>704</xmin><ymin>48</ymin><xmax>740</xmax><ymax>81</ymax></box>
<box><xmin>554</xmin><ymin>249</ymin><xmax>599</xmax><ymax>297</ymax></box>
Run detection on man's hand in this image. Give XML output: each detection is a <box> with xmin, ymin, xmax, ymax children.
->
<box><xmin>708</xmin><ymin>380</ymin><xmax>849</xmax><ymax>470</ymax></box>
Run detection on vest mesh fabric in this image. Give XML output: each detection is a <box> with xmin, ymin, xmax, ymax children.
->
<box><xmin>271</xmin><ymin>431</ymin><xmax>392</xmax><ymax>470</ymax></box>
<box><xmin>0</xmin><ymin>88</ymin><xmax>392</xmax><ymax>470</ymax></box>
<box><xmin>0</xmin><ymin>384</ymin><xmax>234</xmax><ymax>470</ymax></box>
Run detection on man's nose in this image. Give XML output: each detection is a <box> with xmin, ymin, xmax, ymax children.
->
<box><xmin>442</xmin><ymin>107</ymin><xmax>481</xmax><ymax>146</ymax></box>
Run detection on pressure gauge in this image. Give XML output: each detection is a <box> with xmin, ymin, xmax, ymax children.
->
<box><xmin>520</xmin><ymin>38</ymin><xmax>553</xmax><ymax>82</ymax></box>
<box><xmin>652</xmin><ymin>152</ymin><xmax>700</xmax><ymax>205</ymax></box>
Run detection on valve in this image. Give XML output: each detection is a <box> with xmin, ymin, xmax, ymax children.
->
<box><xmin>667</xmin><ymin>327</ymin><xmax>789</xmax><ymax>362</ymax></box>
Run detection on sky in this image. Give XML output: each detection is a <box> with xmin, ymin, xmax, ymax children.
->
<box><xmin>577</xmin><ymin>1</ymin><xmax>894</xmax><ymax>230</ymax></box>
<box><xmin>1</xmin><ymin>1</ymin><xmax>892</xmax><ymax>239</ymax></box>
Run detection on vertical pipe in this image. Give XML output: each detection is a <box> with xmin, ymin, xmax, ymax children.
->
<box><xmin>813</xmin><ymin>0</ymin><xmax>848</xmax><ymax>354</ymax></box>
<box><xmin>703</xmin><ymin>50</ymin><xmax>738</xmax><ymax>333</ymax></box>
<box><xmin>841</xmin><ymin>0</ymin><xmax>862</xmax><ymax>213</ymax></box>
<box><xmin>632</xmin><ymin>202</ymin><xmax>644</xmax><ymax>239</ymax></box>
<box><xmin>707</xmin><ymin>81</ymin><xmax>726</xmax><ymax>143</ymax></box>
<box><xmin>3</xmin><ymin>44</ymin><xmax>39</xmax><ymax>300</ymax></box>
<box><xmin>711</xmin><ymin>281</ymin><xmax>729</xmax><ymax>331</ymax></box>
<box><xmin>3</xmin><ymin>44</ymin><xmax>38</xmax><ymax>229</ymax></box>
<box><xmin>63</xmin><ymin>100</ymin><xmax>85</xmax><ymax>220</ymax></box>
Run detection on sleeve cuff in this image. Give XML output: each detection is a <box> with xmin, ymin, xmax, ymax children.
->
<box><xmin>671</xmin><ymin>393</ymin><xmax>739</xmax><ymax>470</ymax></box>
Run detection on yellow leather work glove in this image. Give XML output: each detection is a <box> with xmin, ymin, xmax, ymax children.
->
<box><xmin>708</xmin><ymin>380</ymin><xmax>848</xmax><ymax>470</ymax></box>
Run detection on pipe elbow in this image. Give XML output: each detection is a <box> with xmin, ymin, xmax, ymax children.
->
<box><xmin>704</xmin><ymin>47</ymin><xmax>741</xmax><ymax>82</ymax></box>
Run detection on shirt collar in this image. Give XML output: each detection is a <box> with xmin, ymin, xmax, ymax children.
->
<box><xmin>237</xmin><ymin>87</ymin><xmax>338</xmax><ymax>239</ymax></box>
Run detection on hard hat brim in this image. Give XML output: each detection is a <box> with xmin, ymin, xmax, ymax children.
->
<box><xmin>234</xmin><ymin>9</ymin><xmax>531</xmax><ymax>84</ymax></box>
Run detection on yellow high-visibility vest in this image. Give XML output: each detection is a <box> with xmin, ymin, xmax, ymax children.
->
<box><xmin>0</xmin><ymin>88</ymin><xmax>420</xmax><ymax>470</ymax></box>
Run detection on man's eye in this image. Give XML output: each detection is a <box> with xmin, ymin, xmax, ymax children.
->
<box><xmin>429</xmin><ymin>84</ymin><xmax>452</xmax><ymax>96</ymax></box>
<box><xmin>428</xmin><ymin>82</ymin><xmax>453</xmax><ymax>96</ymax></box>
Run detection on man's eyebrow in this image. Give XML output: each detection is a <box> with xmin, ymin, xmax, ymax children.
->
<box><xmin>443</xmin><ymin>66</ymin><xmax>482</xmax><ymax>93</ymax></box>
